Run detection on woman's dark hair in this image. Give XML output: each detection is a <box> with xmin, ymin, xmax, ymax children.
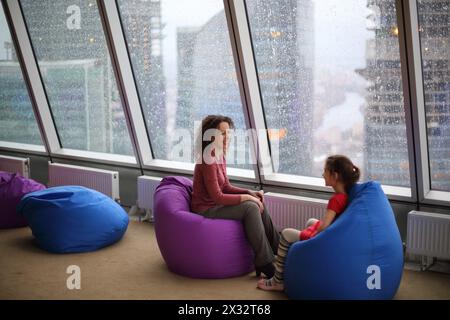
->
<box><xmin>195</xmin><ymin>115</ymin><xmax>234</xmax><ymax>163</ymax></box>
<box><xmin>325</xmin><ymin>155</ymin><xmax>360</xmax><ymax>192</ymax></box>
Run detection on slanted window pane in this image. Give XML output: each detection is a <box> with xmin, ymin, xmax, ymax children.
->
<box><xmin>417</xmin><ymin>0</ymin><xmax>450</xmax><ymax>192</ymax></box>
<box><xmin>0</xmin><ymin>2</ymin><xmax>42</xmax><ymax>145</ymax></box>
<box><xmin>246</xmin><ymin>0</ymin><xmax>410</xmax><ymax>187</ymax></box>
<box><xmin>117</xmin><ymin>0</ymin><xmax>250</xmax><ymax>167</ymax></box>
<box><xmin>20</xmin><ymin>0</ymin><xmax>133</xmax><ymax>155</ymax></box>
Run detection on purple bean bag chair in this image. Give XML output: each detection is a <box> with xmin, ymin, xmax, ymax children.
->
<box><xmin>153</xmin><ymin>176</ymin><xmax>254</xmax><ymax>278</ymax></box>
<box><xmin>0</xmin><ymin>171</ymin><xmax>46</xmax><ymax>228</ymax></box>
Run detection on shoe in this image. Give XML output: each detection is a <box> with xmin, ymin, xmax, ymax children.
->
<box><xmin>257</xmin><ymin>278</ymin><xmax>284</xmax><ymax>292</ymax></box>
<box><xmin>255</xmin><ymin>263</ymin><xmax>275</xmax><ymax>278</ymax></box>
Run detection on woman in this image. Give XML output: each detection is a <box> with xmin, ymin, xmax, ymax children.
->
<box><xmin>191</xmin><ymin>115</ymin><xmax>279</xmax><ymax>278</ymax></box>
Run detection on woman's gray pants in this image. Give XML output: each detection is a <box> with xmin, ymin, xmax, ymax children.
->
<box><xmin>201</xmin><ymin>201</ymin><xmax>280</xmax><ymax>267</ymax></box>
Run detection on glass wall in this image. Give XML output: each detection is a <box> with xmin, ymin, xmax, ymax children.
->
<box><xmin>246</xmin><ymin>0</ymin><xmax>411</xmax><ymax>187</ymax></box>
<box><xmin>417</xmin><ymin>0</ymin><xmax>450</xmax><ymax>192</ymax></box>
<box><xmin>0</xmin><ymin>2</ymin><xmax>42</xmax><ymax>146</ymax></box>
<box><xmin>117</xmin><ymin>0</ymin><xmax>251</xmax><ymax>168</ymax></box>
<box><xmin>0</xmin><ymin>0</ymin><xmax>448</xmax><ymax>202</ymax></box>
<box><xmin>20</xmin><ymin>0</ymin><xmax>133</xmax><ymax>155</ymax></box>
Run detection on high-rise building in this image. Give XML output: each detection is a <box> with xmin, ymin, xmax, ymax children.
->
<box><xmin>361</xmin><ymin>0</ymin><xmax>450</xmax><ymax>190</ymax></box>
<box><xmin>359</xmin><ymin>0</ymin><xmax>410</xmax><ymax>187</ymax></box>
<box><xmin>0</xmin><ymin>61</ymin><xmax>41</xmax><ymax>144</ymax></box>
<box><xmin>0</xmin><ymin>3</ymin><xmax>41</xmax><ymax>145</ymax></box>
<box><xmin>175</xmin><ymin>12</ymin><xmax>248</xmax><ymax>166</ymax></box>
<box><xmin>176</xmin><ymin>0</ymin><xmax>314</xmax><ymax>172</ymax></box>
<box><xmin>119</xmin><ymin>0</ymin><xmax>166</xmax><ymax>158</ymax></box>
<box><xmin>176</xmin><ymin>26</ymin><xmax>200</xmax><ymax>133</ymax></box>
<box><xmin>16</xmin><ymin>0</ymin><xmax>143</xmax><ymax>155</ymax></box>
<box><xmin>246</xmin><ymin>0</ymin><xmax>314</xmax><ymax>175</ymax></box>
<box><xmin>417</xmin><ymin>0</ymin><xmax>450</xmax><ymax>191</ymax></box>
<box><xmin>2</xmin><ymin>40</ymin><xmax>17</xmax><ymax>61</ymax></box>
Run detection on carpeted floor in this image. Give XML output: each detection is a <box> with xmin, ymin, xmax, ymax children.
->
<box><xmin>0</xmin><ymin>221</ymin><xmax>449</xmax><ymax>300</ymax></box>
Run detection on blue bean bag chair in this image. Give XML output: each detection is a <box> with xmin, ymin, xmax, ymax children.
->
<box><xmin>17</xmin><ymin>186</ymin><xmax>129</xmax><ymax>253</ymax></box>
<box><xmin>284</xmin><ymin>181</ymin><xmax>404</xmax><ymax>300</ymax></box>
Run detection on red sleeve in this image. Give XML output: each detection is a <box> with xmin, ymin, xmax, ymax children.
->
<box><xmin>300</xmin><ymin>221</ymin><xmax>321</xmax><ymax>241</ymax></box>
<box><xmin>202</xmin><ymin>164</ymin><xmax>241</xmax><ymax>206</ymax></box>
<box><xmin>223</xmin><ymin>182</ymin><xmax>249</xmax><ymax>194</ymax></box>
<box><xmin>223</xmin><ymin>173</ymin><xmax>249</xmax><ymax>195</ymax></box>
<box><xmin>219</xmin><ymin>161</ymin><xmax>248</xmax><ymax>194</ymax></box>
<box><xmin>327</xmin><ymin>193</ymin><xmax>348</xmax><ymax>215</ymax></box>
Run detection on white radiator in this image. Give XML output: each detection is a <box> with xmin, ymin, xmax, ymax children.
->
<box><xmin>137</xmin><ymin>176</ymin><xmax>162</xmax><ymax>211</ymax></box>
<box><xmin>406</xmin><ymin>210</ymin><xmax>450</xmax><ymax>260</ymax></box>
<box><xmin>0</xmin><ymin>155</ymin><xmax>30</xmax><ymax>178</ymax></box>
<box><xmin>264</xmin><ymin>192</ymin><xmax>328</xmax><ymax>231</ymax></box>
<box><xmin>48</xmin><ymin>162</ymin><xmax>120</xmax><ymax>201</ymax></box>
<box><xmin>128</xmin><ymin>176</ymin><xmax>162</xmax><ymax>222</ymax></box>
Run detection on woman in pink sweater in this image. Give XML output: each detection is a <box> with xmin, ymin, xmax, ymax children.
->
<box><xmin>191</xmin><ymin>115</ymin><xmax>280</xmax><ymax>278</ymax></box>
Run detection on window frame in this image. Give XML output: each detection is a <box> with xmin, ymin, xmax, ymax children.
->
<box><xmin>231</xmin><ymin>0</ymin><xmax>417</xmax><ymax>201</ymax></box>
<box><xmin>405</xmin><ymin>0</ymin><xmax>450</xmax><ymax>205</ymax></box>
<box><xmin>5</xmin><ymin>0</ymin><xmax>140</xmax><ymax>167</ymax></box>
<box><xmin>110</xmin><ymin>0</ymin><xmax>260</xmax><ymax>181</ymax></box>
<box><xmin>1</xmin><ymin>0</ymin><xmax>448</xmax><ymax>206</ymax></box>
<box><xmin>1</xmin><ymin>0</ymin><xmax>53</xmax><ymax>154</ymax></box>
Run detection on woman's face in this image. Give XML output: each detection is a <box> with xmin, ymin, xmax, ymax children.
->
<box><xmin>215</xmin><ymin>121</ymin><xmax>231</xmax><ymax>154</ymax></box>
<box><xmin>322</xmin><ymin>166</ymin><xmax>338</xmax><ymax>187</ymax></box>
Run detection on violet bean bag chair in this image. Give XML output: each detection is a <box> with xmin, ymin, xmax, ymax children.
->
<box><xmin>153</xmin><ymin>176</ymin><xmax>254</xmax><ymax>278</ymax></box>
<box><xmin>17</xmin><ymin>186</ymin><xmax>129</xmax><ymax>253</ymax></box>
<box><xmin>0</xmin><ymin>171</ymin><xmax>46</xmax><ymax>229</ymax></box>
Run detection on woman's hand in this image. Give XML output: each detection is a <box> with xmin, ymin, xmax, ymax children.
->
<box><xmin>240</xmin><ymin>194</ymin><xmax>264</xmax><ymax>214</ymax></box>
<box><xmin>248</xmin><ymin>190</ymin><xmax>264</xmax><ymax>203</ymax></box>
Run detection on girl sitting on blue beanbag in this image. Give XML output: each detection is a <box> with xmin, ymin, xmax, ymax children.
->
<box><xmin>257</xmin><ymin>155</ymin><xmax>360</xmax><ymax>292</ymax></box>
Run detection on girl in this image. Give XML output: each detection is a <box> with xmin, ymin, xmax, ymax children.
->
<box><xmin>257</xmin><ymin>155</ymin><xmax>360</xmax><ymax>291</ymax></box>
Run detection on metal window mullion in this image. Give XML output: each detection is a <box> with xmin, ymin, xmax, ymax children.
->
<box><xmin>4</xmin><ymin>0</ymin><xmax>60</xmax><ymax>155</ymax></box>
<box><xmin>97</xmin><ymin>0</ymin><xmax>152</xmax><ymax>171</ymax></box>
<box><xmin>404</xmin><ymin>1</ymin><xmax>450</xmax><ymax>205</ymax></box>
<box><xmin>395</xmin><ymin>0</ymin><xmax>419</xmax><ymax>203</ymax></box>
<box><xmin>399</xmin><ymin>0</ymin><xmax>431</xmax><ymax>204</ymax></box>
<box><xmin>225</xmin><ymin>0</ymin><xmax>274</xmax><ymax>185</ymax></box>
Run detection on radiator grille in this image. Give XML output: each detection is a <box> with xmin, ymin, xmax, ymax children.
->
<box><xmin>137</xmin><ymin>176</ymin><xmax>162</xmax><ymax>210</ymax></box>
<box><xmin>48</xmin><ymin>162</ymin><xmax>119</xmax><ymax>201</ymax></box>
<box><xmin>406</xmin><ymin>210</ymin><xmax>450</xmax><ymax>260</ymax></box>
<box><xmin>0</xmin><ymin>155</ymin><xmax>30</xmax><ymax>178</ymax></box>
<box><xmin>264</xmin><ymin>192</ymin><xmax>328</xmax><ymax>230</ymax></box>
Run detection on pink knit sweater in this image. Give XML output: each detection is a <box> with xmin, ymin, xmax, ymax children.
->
<box><xmin>191</xmin><ymin>157</ymin><xmax>248</xmax><ymax>213</ymax></box>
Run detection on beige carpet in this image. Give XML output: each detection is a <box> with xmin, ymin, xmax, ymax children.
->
<box><xmin>0</xmin><ymin>221</ymin><xmax>449</xmax><ymax>300</ymax></box>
